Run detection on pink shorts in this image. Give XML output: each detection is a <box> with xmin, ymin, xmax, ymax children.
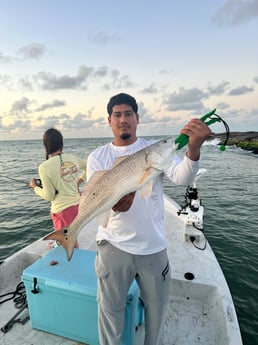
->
<box><xmin>51</xmin><ymin>205</ymin><xmax>79</xmax><ymax>230</ymax></box>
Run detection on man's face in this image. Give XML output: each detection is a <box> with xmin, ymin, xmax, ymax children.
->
<box><xmin>108</xmin><ymin>104</ymin><xmax>139</xmax><ymax>144</ymax></box>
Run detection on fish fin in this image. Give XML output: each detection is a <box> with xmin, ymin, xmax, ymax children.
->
<box><xmin>96</xmin><ymin>211</ymin><xmax>111</xmax><ymax>228</ymax></box>
<box><xmin>138</xmin><ymin>180</ymin><xmax>153</xmax><ymax>198</ymax></box>
<box><xmin>42</xmin><ymin>228</ymin><xmax>77</xmax><ymax>261</ymax></box>
<box><xmin>136</xmin><ymin>168</ymin><xmax>153</xmax><ymax>198</ymax></box>
<box><xmin>139</xmin><ymin>167</ymin><xmax>152</xmax><ymax>185</ymax></box>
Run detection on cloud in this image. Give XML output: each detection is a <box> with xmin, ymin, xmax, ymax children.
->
<box><xmin>0</xmin><ymin>42</ymin><xmax>46</xmax><ymax>64</ymax></box>
<box><xmin>0</xmin><ymin>52</ymin><xmax>13</xmax><ymax>64</ymax></box>
<box><xmin>216</xmin><ymin>102</ymin><xmax>230</xmax><ymax>110</ymax></box>
<box><xmin>3</xmin><ymin>119</ymin><xmax>32</xmax><ymax>131</ymax></box>
<box><xmin>29</xmin><ymin>109</ymin><xmax>106</xmax><ymax>133</ymax></box>
<box><xmin>35</xmin><ymin>65</ymin><xmax>94</xmax><ymax>90</ymax></box>
<box><xmin>1</xmin><ymin>64</ymin><xmax>135</xmax><ymax>92</ymax></box>
<box><xmin>163</xmin><ymin>87</ymin><xmax>207</xmax><ymax>111</ymax></box>
<box><xmin>16</xmin><ymin>43</ymin><xmax>46</xmax><ymax>60</ymax></box>
<box><xmin>137</xmin><ymin>101</ymin><xmax>148</xmax><ymax>118</ymax></box>
<box><xmin>102</xmin><ymin>69</ymin><xmax>135</xmax><ymax>90</ymax></box>
<box><xmin>10</xmin><ymin>97</ymin><xmax>32</xmax><ymax>115</ymax></box>
<box><xmin>62</xmin><ymin>113</ymin><xmax>105</xmax><ymax>130</ymax></box>
<box><xmin>136</xmin><ymin>101</ymin><xmax>168</xmax><ymax>125</ymax></box>
<box><xmin>35</xmin><ymin>100</ymin><xmax>66</xmax><ymax>112</ymax></box>
<box><xmin>228</xmin><ymin>85</ymin><xmax>254</xmax><ymax>95</ymax></box>
<box><xmin>159</xmin><ymin>115</ymin><xmax>174</xmax><ymax>123</ymax></box>
<box><xmin>88</xmin><ymin>31</ymin><xmax>120</xmax><ymax>45</ymax></box>
<box><xmin>93</xmin><ymin>66</ymin><xmax>109</xmax><ymax>78</ymax></box>
<box><xmin>31</xmin><ymin>65</ymin><xmax>135</xmax><ymax>91</ymax></box>
<box><xmin>18</xmin><ymin>77</ymin><xmax>34</xmax><ymax>90</ymax></box>
<box><xmin>37</xmin><ymin>113</ymin><xmax>70</xmax><ymax>129</ymax></box>
<box><xmin>140</xmin><ymin>83</ymin><xmax>159</xmax><ymax>94</ymax></box>
<box><xmin>207</xmin><ymin>81</ymin><xmax>230</xmax><ymax>95</ymax></box>
<box><xmin>254</xmin><ymin>76</ymin><xmax>258</xmax><ymax>83</ymax></box>
<box><xmin>139</xmin><ymin>113</ymin><xmax>157</xmax><ymax>124</ymax></box>
<box><xmin>213</xmin><ymin>0</ymin><xmax>258</xmax><ymax>26</ymax></box>
<box><xmin>0</xmin><ymin>74</ymin><xmax>14</xmax><ymax>89</ymax></box>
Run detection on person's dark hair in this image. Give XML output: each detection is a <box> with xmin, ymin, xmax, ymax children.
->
<box><xmin>43</xmin><ymin>128</ymin><xmax>63</xmax><ymax>160</ymax></box>
<box><xmin>107</xmin><ymin>93</ymin><xmax>138</xmax><ymax>116</ymax></box>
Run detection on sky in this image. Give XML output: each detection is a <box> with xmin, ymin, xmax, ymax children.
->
<box><xmin>0</xmin><ymin>0</ymin><xmax>258</xmax><ymax>140</ymax></box>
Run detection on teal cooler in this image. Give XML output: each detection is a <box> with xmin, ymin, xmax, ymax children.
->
<box><xmin>21</xmin><ymin>247</ymin><xmax>144</xmax><ymax>345</ymax></box>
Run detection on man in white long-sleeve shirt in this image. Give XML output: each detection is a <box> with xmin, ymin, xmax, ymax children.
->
<box><xmin>86</xmin><ymin>93</ymin><xmax>211</xmax><ymax>345</ymax></box>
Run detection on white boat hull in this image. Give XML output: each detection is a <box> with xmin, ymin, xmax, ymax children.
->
<box><xmin>0</xmin><ymin>194</ymin><xmax>242</xmax><ymax>345</ymax></box>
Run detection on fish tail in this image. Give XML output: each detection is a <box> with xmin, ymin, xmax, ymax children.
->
<box><xmin>42</xmin><ymin>228</ymin><xmax>77</xmax><ymax>261</ymax></box>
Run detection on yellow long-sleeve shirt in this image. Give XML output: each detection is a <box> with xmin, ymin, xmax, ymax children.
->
<box><xmin>34</xmin><ymin>153</ymin><xmax>86</xmax><ymax>213</ymax></box>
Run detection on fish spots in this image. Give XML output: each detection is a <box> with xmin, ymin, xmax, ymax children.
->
<box><xmin>64</xmin><ymin>229</ymin><xmax>69</xmax><ymax>241</ymax></box>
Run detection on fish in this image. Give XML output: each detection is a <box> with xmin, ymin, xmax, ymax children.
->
<box><xmin>43</xmin><ymin>137</ymin><xmax>177</xmax><ymax>260</ymax></box>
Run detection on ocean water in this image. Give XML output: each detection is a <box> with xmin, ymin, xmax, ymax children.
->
<box><xmin>0</xmin><ymin>137</ymin><xmax>257</xmax><ymax>345</ymax></box>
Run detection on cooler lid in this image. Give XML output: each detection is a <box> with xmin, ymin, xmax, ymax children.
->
<box><xmin>22</xmin><ymin>247</ymin><xmax>97</xmax><ymax>296</ymax></box>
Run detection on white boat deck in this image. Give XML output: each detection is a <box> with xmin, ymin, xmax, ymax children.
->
<box><xmin>0</xmin><ymin>196</ymin><xmax>242</xmax><ymax>345</ymax></box>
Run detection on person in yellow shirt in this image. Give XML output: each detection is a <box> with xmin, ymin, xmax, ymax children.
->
<box><xmin>29</xmin><ymin>128</ymin><xmax>86</xmax><ymax>246</ymax></box>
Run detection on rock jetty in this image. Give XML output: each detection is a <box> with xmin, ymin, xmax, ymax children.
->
<box><xmin>208</xmin><ymin>131</ymin><xmax>258</xmax><ymax>154</ymax></box>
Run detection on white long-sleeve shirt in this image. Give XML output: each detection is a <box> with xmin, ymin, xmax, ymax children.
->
<box><xmin>87</xmin><ymin>138</ymin><xmax>199</xmax><ymax>255</ymax></box>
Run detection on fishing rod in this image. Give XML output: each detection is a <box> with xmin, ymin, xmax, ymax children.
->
<box><xmin>0</xmin><ymin>174</ymin><xmax>59</xmax><ymax>194</ymax></box>
<box><xmin>0</xmin><ymin>173</ymin><xmax>42</xmax><ymax>187</ymax></box>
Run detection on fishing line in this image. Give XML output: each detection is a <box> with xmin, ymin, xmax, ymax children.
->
<box><xmin>0</xmin><ymin>173</ymin><xmax>42</xmax><ymax>188</ymax></box>
<box><xmin>213</xmin><ymin>113</ymin><xmax>230</xmax><ymax>151</ymax></box>
<box><xmin>0</xmin><ymin>173</ymin><xmax>29</xmax><ymax>186</ymax></box>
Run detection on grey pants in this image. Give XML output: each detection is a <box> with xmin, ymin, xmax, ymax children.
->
<box><xmin>95</xmin><ymin>241</ymin><xmax>171</xmax><ymax>345</ymax></box>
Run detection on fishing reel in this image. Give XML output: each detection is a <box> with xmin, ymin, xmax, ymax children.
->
<box><xmin>35</xmin><ymin>179</ymin><xmax>42</xmax><ymax>188</ymax></box>
<box><xmin>35</xmin><ymin>178</ymin><xmax>58</xmax><ymax>194</ymax></box>
<box><xmin>178</xmin><ymin>185</ymin><xmax>204</xmax><ymax>243</ymax></box>
<box><xmin>178</xmin><ymin>168</ymin><xmax>207</xmax><ymax>215</ymax></box>
<box><xmin>178</xmin><ymin>185</ymin><xmax>203</xmax><ymax>216</ymax></box>
<box><xmin>175</xmin><ymin>108</ymin><xmax>230</xmax><ymax>151</ymax></box>
<box><xmin>177</xmin><ymin>169</ymin><xmax>207</xmax><ymax>245</ymax></box>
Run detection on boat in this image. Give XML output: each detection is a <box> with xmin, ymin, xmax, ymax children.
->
<box><xmin>0</xmin><ymin>169</ymin><xmax>243</xmax><ymax>345</ymax></box>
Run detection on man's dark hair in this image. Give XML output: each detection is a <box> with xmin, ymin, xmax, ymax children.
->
<box><xmin>43</xmin><ymin>128</ymin><xmax>63</xmax><ymax>160</ymax></box>
<box><xmin>107</xmin><ymin>93</ymin><xmax>138</xmax><ymax>116</ymax></box>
